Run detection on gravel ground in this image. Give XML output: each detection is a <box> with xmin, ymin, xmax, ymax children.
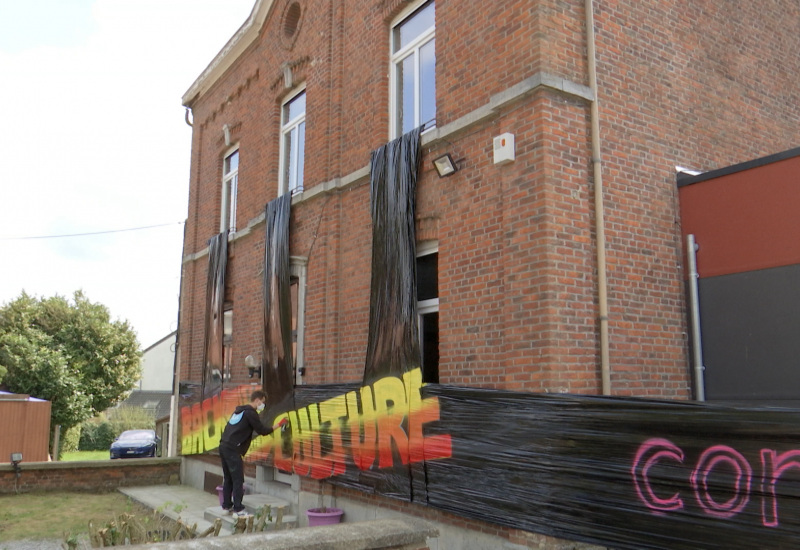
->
<box><xmin>0</xmin><ymin>535</ymin><xmax>90</xmax><ymax>550</ymax></box>
<box><xmin>0</xmin><ymin>539</ymin><xmax>65</xmax><ymax>550</ymax></box>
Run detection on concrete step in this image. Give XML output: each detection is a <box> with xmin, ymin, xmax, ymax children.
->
<box><xmin>241</xmin><ymin>492</ymin><xmax>293</xmax><ymax>513</ymax></box>
<box><xmin>204</xmin><ymin>493</ymin><xmax>297</xmax><ymax>532</ymax></box>
<box><xmin>204</xmin><ymin>507</ymin><xmax>298</xmax><ymax>532</ymax></box>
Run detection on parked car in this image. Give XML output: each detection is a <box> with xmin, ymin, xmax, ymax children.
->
<box><xmin>110</xmin><ymin>429</ymin><xmax>159</xmax><ymax>459</ymax></box>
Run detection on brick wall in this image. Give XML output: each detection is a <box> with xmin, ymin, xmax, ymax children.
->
<box><xmin>177</xmin><ymin>0</ymin><xmax>800</xmax><ymax>398</ymax></box>
<box><xmin>0</xmin><ymin>458</ymin><xmax>180</xmax><ymax>495</ymax></box>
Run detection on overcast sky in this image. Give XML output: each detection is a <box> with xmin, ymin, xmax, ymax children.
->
<box><xmin>0</xmin><ymin>0</ymin><xmax>255</xmax><ymax>348</ymax></box>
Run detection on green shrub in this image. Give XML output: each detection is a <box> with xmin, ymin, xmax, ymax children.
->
<box><xmin>60</xmin><ymin>425</ymin><xmax>81</xmax><ymax>455</ymax></box>
<box><xmin>108</xmin><ymin>406</ymin><xmax>156</xmax><ymax>434</ymax></box>
<box><xmin>79</xmin><ymin>421</ymin><xmax>116</xmax><ymax>451</ymax></box>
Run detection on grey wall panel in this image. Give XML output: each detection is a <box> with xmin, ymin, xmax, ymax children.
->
<box><xmin>699</xmin><ymin>263</ymin><xmax>800</xmax><ymax>401</ymax></box>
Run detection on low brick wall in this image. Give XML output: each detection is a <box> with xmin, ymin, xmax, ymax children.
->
<box><xmin>0</xmin><ymin>458</ymin><xmax>181</xmax><ymax>495</ymax></box>
<box><xmin>124</xmin><ymin>518</ymin><xmax>437</xmax><ymax>550</ymax></box>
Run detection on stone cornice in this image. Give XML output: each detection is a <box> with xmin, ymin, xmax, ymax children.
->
<box><xmin>182</xmin><ymin>0</ymin><xmax>275</xmax><ymax>108</ymax></box>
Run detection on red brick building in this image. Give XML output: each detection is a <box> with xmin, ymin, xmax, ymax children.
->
<box><xmin>176</xmin><ymin>0</ymin><xmax>800</xmax><ymax>547</ymax></box>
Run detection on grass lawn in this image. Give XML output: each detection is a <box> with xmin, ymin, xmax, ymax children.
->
<box><xmin>0</xmin><ymin>492</ymin><xmax>154</xmax><ymax>543</ymax></box>
<box><xmin>61</xmin><ymin>450</ymin><xmax>110</xmax><ymax>461</ymax></box>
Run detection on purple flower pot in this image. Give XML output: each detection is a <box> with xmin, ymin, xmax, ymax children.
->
<box><xmin>305</xmin><ymin>507</ymin><xmax>344</xmax><ymax>526</ymax></box>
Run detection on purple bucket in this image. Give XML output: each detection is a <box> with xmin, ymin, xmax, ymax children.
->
<box><xmin>306</xmin><ymin>507</ymin><xmax>344</xmax><ymax>526</ymax></box>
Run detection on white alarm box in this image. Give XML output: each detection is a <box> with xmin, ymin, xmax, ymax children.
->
<box><xmin>493</xmin><ymin>133</ymin><xmax>515</xmax><ymax>165</ymax></box>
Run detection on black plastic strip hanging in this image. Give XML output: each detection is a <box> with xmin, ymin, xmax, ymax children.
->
<box><xmin>261</xmin><ymin>193</ymin><xmax>296</xmax><ymax>423</ymax></box>
<box><xmin>363</xmin><ymin>126</ymin><xmax>424</xmax><ymax>386</ymax></box>
<box><xmin>201</xmin><ymin>230</ymin><xmax>228</xmax><ymax>401</ymax></box>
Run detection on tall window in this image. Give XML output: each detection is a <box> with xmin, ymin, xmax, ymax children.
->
<box><xmin>290</xmin><ymin>258</ymin><xmax>307</xmax><ymax>385</ymax></box>
<box><xmin>221</xmin><ymin>149</ymin><xmax>239</xmax><ymax>233</ymax></box>
<box><xmin>417</xmin><ymin>242</ymin><xmax>439</xmax><ymax>383</ymax></box>
<box><xmin>280</xmin><ymin>90</ymin><xmax>306</xmax><ymax>195</ymax></box>
<box><xmin>222</xmin><ymin>307</ymin><xmax>233</xmax><ymax>382</ymax></box>
<box><xmin>391</xmin><ymin>0</ymin><xmax>435</xmax><ymax>138</ymax></box>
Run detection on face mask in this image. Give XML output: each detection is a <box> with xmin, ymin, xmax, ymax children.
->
<box><xmin>256</xmin><ymin>402</ymin><xmax>265</xmax><ymax>413</ymax></box>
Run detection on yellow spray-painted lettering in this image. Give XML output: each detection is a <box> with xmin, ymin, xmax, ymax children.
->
<box><xmin>180</xmin><ymin>368</ymin><xmax>452</xmax><ymax>479</ymax></box>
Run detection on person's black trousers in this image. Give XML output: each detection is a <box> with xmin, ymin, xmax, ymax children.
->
<box><xmin>219</xmin><ymin>443</ymin><xmax>245</xmax><ymax>511</ymax></box>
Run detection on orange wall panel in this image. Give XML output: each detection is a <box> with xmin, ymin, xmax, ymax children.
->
<box><xmin>679</xmin><ymin>152</ymin><xmax>800</xmax><ymax>278</ymax></box>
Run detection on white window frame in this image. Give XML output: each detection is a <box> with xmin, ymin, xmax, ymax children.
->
<box><xmin>221</xmin><ymin>147</ymin><xmax>239</xmax><ymax>233</ymax></box>
<box><xmin>279</xmin><ymin>88</ymin><xmax>306</xmax><ymax>196</ymax></box>
<box><xmin>417</xmin><ymin>240</ymin><xmax>439</xmax><ymax>384</ymax></box>
<box><xmin>417</xmin><ymin>240</ymin><xmax>439</xmax><ymax>315</ymax></box>
<box><xmin>389</xmin><ymin>0</ymin><xmax>435</xmax><ymax>139</ymax></box>
<box><xmin>290</xmin><ymin>257</ymin><xmax>308</xmax><ymax>386</ymax></box>
<box><xmin>222</xmin><ymin>308</ymin><xmax>233</xmax><ymax>382</ymax></box>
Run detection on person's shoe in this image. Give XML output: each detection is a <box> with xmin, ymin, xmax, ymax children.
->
<box><xmin>232</xmin><ymin>510</ymin><xmax>252</xmax><ymax>518</ymax></box>
<box><xmin>221</xmin><ymin>507</ymin><xmax>233</xmax><ymax>515</ymax></box>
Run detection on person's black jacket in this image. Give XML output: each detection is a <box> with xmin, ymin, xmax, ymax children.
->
<box><xmin>220</xmin><ymin>405</ymin><xmax>274</xmax><ymax>456</ymax></box>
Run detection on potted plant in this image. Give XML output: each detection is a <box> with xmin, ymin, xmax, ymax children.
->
<box><xmin>305</xmin><ymin>506</ymin><xmax>344</xmax><ymax>526</ymax></box>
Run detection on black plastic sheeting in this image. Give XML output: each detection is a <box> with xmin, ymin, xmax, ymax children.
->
<box><xmin>201</xmin><ymin>230</ymin><xmax>228</xmax><ymax>400</ymax></box>
<box><xmin>284</xmin><ymin>382</ymin><xmax>800</xmax><ymax>550</ymax></box>
<box><xmin>421</xmin><ymin>386</ymin><xmax>800</xmax><ymax>550</ymax></box>
<box><xmin>363</xmin><ymin>126</ymin><xmax>423</xmax><ymax>387</ymax></box>
<box><xmin>261</xmin><ymin>194</ymin><xmax>296</xmax><ymax>422</ymax></box>
<box><xmin>342</xmin><ymin>126</ymin><xmax>424</xmax><ymax>500</ymax></box>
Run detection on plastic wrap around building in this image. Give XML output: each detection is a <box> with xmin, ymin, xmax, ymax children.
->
<box><xmin>678</xmin><ymin>147</ymin><xmax>800</xmax><ymax>406</ymax></box>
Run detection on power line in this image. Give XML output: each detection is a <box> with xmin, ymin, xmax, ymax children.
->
<box><xmin>0</xmin><ymin>221</ymin><xmax>185</xmax><ymax>241</ymax></box>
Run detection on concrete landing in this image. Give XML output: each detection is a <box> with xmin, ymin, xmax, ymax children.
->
<box><xmin>120</xmin><ymin>485</ymin><xmax>221</xmax><ymax>535</ymax></box>
<box><xmin>119</xmin><ymin>485</ymin><xmax>295</xmax><ymax>536</ymax></box>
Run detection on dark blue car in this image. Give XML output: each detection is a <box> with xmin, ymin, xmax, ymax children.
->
<box><xmin>110</xmin><ymin>429</ymin><xmax>159</xmax><ymax>459</ymax></box>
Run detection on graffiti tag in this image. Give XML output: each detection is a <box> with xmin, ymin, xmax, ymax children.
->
<box><xmin>632</xmin><ymin>438</ymin><xmax>800</xmax><ymax>527</ymax></box>
<box><xmin>181</xmin><ymin>368</ymin><xmax>452</xmax><ymax>479</ymax></box>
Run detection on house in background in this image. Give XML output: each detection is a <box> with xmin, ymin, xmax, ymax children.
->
<box><xmin>138</xmin><ymin>331</ymin><xmax>176</xmax><ymax>392</ymax></box>
<box><xmin>174</xmin><ymin>0</ymin><xmax>800</xmax><ymax>548</ymax></box>
<box><xmin>113</xmin><ymin>332</ymin><xmax>176</xmax><ymax>449</ymax></box>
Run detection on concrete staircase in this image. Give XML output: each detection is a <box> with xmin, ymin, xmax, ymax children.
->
<box><xmin>203</xmin><ymin>492</ymin><xmax>298</xmax><ymax>534</ymax></box>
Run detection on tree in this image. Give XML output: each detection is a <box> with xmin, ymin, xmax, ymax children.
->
<box><xmin>0</xmin><ymin>291</ymin><xmax>141</xmax><ymax>433</ymax></box>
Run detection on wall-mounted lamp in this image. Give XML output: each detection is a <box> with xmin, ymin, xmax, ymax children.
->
<box><xmin>245</xmin><ymin>355</ymin><xmax>262</xmax><ymax>379</ymax></box>
<box><xmin>432</xmin><ymin>153</ymin><xmax>458</xmax><ymax>177</ymax></box>
<box><xmin>10</xmin><ymin>452</ymin><xmax>22</xmax><ymax>479</ymax></box>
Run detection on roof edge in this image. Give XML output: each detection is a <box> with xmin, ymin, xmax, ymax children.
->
<box><xmin>677</xmin><ymin>146</ymin><xmax>800</xmax><ymax>188</ymax></box>
<box><xmin>182</xmin><ymin>0</ymin><xmax>275</xmax><ymax>108</ymax></box>
<box><xmin>142</xmin><ymin>330</ymin><xmax>177</xmax><ymax>353</ymax></box>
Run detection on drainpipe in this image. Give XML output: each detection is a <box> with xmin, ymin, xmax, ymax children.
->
<box><xmin>585</xmin><ymin>0</ymin><xmax>611</xmax><ymax>395</ymax></box>
<box><xmin>686</xmin><ymin>234</ymin><xmax>706</xmax><ymax>401</ymax></box>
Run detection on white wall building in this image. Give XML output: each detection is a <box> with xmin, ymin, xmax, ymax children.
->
<box><xmin>139</xmin><ymin>331</ymin><xmax>176</xmax><ymax>392</ymax></box>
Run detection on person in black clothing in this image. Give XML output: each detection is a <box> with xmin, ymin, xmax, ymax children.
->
<box><xmin>219</xmin><ymin>390</ymin><xmax>286</xmax><ymax>516</ymax></box>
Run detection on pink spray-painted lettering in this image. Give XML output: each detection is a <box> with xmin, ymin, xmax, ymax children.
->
<box><xmin>632</xmin><ymin>438</ymin><xmax>799</xmax><ymax>528</ymax></box>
